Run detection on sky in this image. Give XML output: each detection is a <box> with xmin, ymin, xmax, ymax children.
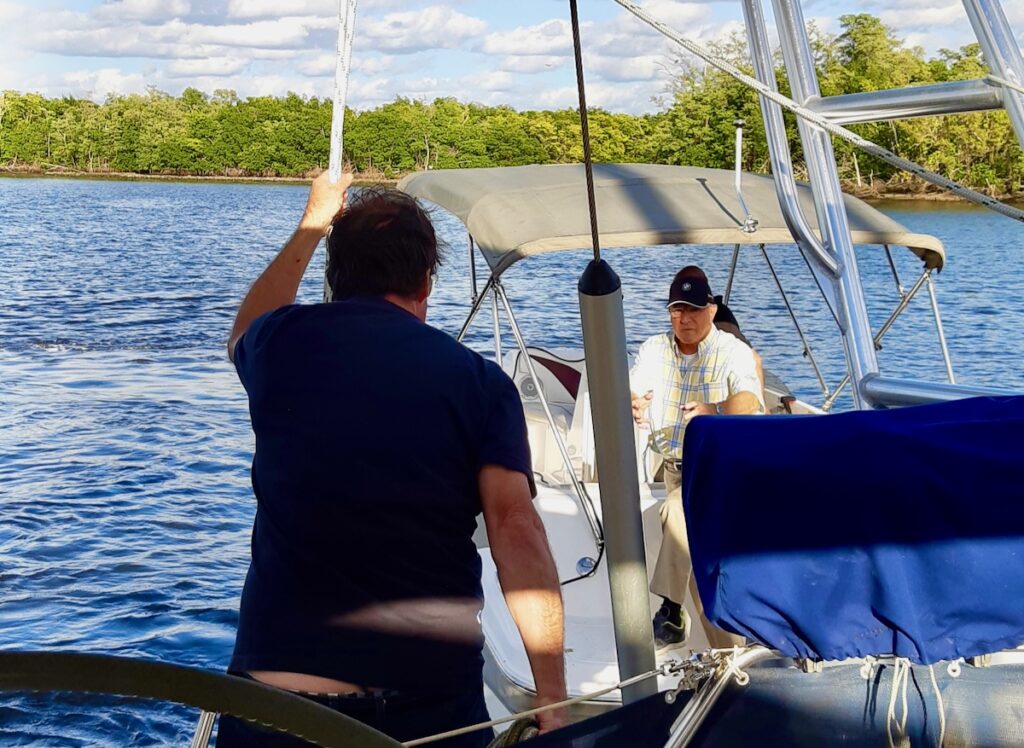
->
<box><xmin>2</xmin><ymin>0</ymin><xmax>1022</xmax><ymax>114</ymax></box>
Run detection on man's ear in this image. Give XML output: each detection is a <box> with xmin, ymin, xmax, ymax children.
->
<box><xmin>414</xmin><ymin>271</ymin><xmax>431</xmax><ymax>303</ymax></box>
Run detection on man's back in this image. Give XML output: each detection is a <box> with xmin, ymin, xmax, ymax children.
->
<box><xmin>231</xmin><ymin>296</ymin><xmax>532</xmax><ymax>692</ymax></box>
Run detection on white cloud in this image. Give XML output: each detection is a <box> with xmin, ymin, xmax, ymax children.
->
<box><xmin>61</xmin><ymin>67</ymin><xmax>149</xmax><ymax>98</ymax></box>
<box><xmin>588</xmin><ymin>54</ymin><xmax>661</xmax><ymax>83</ymax></box>
<box><xmin>226</xmin><ymin>0</ymin><xmax>332</xmax><ymax>19</ymax></box>
<box><xmin>360</xmin><ymin>7</ymin><xmax>487</xmax><ymax>53</ymax></box>
<box><xmin>94</xmin><ymin>0</ymin><xmax>191</xmax><ymax>23</ymax></box>
<box><xmin>482</xmin><ymin>19</ymin><xmax>571</xmax><ymax>56</ymax></box>
<box><xmin>498</xmin><ymin>55</ymin><xmax>566</xmax><ymax>74</ymax></box>
<box><xmin>878</xmin><ymin>5</ymin><xmax>965</xmax><ymax>31</ymax></box>
<box><xmin>460</xmin><ymin>70</ymin><xmax>515</xmax><ymax>93</ymax></box>
<box><xmin>165</xmin><ymin>56</ymin><xmax>250</xmax><ymax>78</ymax></box>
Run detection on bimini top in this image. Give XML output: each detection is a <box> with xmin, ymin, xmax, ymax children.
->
<box><xmin>397</xmin><ymin>163</ymin><xmax>945</xmax><ymax>277</ymax></box>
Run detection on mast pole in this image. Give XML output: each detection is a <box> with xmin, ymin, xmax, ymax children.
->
<box><xmin>568</xmin><ymin>0</ymin><xmax>657</xmax><ymax>704</ymax></box>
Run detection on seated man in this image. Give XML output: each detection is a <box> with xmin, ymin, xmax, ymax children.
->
<box><xmin>630</xmin><ymin>265</ymin><xmax>764</xmax><ymax>649</ymax></box>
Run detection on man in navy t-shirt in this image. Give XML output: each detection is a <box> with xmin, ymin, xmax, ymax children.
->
<box><xmin>221</xmin><ymin>174</ymin><xmax>566</xmax><ymax>746</ymax></box>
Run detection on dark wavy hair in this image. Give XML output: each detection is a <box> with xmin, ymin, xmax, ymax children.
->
<box><xmin>325</xmin><ymin>188</ymin><xmax>442</xmax><ymax>300</ymax></box>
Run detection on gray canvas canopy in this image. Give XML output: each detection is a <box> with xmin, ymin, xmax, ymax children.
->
<box><xmin>398</xmin><ymin>163</ymin><xmax>945</xmax><ymax>278</ymax></box>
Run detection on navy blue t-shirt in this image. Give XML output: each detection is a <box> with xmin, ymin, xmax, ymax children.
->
<box><xmin>230</xmin><ymin>296</ymin><xmax>534</xmax><ymax>691</ymax></box>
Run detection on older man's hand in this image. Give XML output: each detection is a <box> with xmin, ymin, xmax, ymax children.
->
<box><xmin>631</xmin><ymin>391</ymin><xmax>653</xmax><ymax>426</ymax></box>
<box><xmin>300</xmin><ymin>171</ymin><xmax>354</xmax><ymax>233</ymax></box>
<box><xmin>681</xmin><ymin>400</ymin><xmax>716</xmax><ymax>424</ymax></box>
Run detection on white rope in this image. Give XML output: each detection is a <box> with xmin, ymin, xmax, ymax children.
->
<box><xmin>885</xmin><ymin>658</ymin><xmax>912</xmax><ymax>748</ymax></box>
<box><xmin>328</xmin><ymin>0</ymin><xmax>358</xmax><ymax>184</ymax></box>
<box><xmin>612</xmin><ymin>0</ymin><xmax>1024</xmax><ymax>225</ymax></box>
<box><xmin>402</xmin><ymin>667</ymin><xmax>669</xmax><ymax>746</ymax></box>
<box><xmin>987</xmin><ymin>73</ymin><xmax>1024</xmax><ymax>97</ymax></box>
<box><xmin>928</xmin><ymin>664</ymin><xmax>947</xmax><ymax>748</ymax></box>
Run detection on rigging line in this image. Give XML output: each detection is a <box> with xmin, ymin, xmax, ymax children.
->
<box><xmin>403</xmin><ymin>666</ymin><xmax>672</xmax><ymax>746</ymax></box>
<box><xmin>612</xmin><ymin>0</ymin><xmax>1024</xmax><ymax>225</ymax></box>
<box><xmin>328</xmin><ymin>0</ymin><xmax>358</xmax><ymax>184</ymax></box>
<box><xmin>987</xmin><ymin>73</ymin><xmax>1024</xmax><ymax>97</ymax></box>
<box><xmin>568</xmin><ymin>0</ymin><xmax>602</xmax><ymax>262</ymax></box>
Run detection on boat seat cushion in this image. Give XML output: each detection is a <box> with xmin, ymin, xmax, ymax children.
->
<box><xmin>681</xmin><ymin>396</ymin><xmax>1024</xmax><ymax>664</ymax></box>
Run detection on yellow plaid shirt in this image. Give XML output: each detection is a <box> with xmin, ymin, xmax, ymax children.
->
<box><xmin>629</xmin><ymin>326</ymin><xmax>763</xmax><ymax>459</ymax></box>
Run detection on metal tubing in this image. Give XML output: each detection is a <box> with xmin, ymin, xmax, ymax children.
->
<box><xmin>190</xmin><ymin>712</ymin><xmax>216</xmax><ymax>748</ymax></box>
<box><xmin>760</xmin><ymin>245</ymin><xmax>828</xmax><ymax>394</ymax></box>
<box><xmin>496</xmin><ymin>282</ymin><xmax>603</xmax><ymax>545</ymax></box>
<box><xmin>862</xmin><ymin>376</ymin><xmax>1016</xmax><ymax>407</ymax></box>
<box><xmin>961</xmin><ymin>0</ymin><xmax>1024</xmax><ymax>151</ymax></box>
<box><xmin>872</xmin><ymin>270</ymin><xmax>930</xmax><ymax>347</ymax></box>
<box><xmin>468</xmin><ymin>235</ymin><xmax>478</xmax><ymax>302</ymax></box>
<box><xmin>740</xmin><ymin>0</ymin><xmax>840</xmax><ymax>279</ymax></box>
<box><xmin>456</xmin><ymin>276</ymin><xmax>495</xmax><ymax>343</ymax></box>
<box><xmin>926</xmin><ymin>274</ymin><xmax>957</xmax><ymax>384</ymax></box>
<box><xmin>492</xmin><ymin>286</ymin><xmax>503</xmax><ymax>365</ymax></box>
<box><xmin>578</xmin><ymin>259</ymin><xmax>656</xmax><ymax>704</ymax></box>
<box><xmin>665</xmin><ymin>647</ymin><xmax>775</xmax><ymax>747</ymax></box>
<box><xmin>808</xmin><ymin>79</ymin><xmax>1003</xmax><ymax>124</ymax></box>
<box><xmin>771</xmin><ymin>0</ymin><xmax>880</xmax><ymax>409</ymax></box>
<box><xmin>883</xmin><ymin>245</ymin><xmax>906</xmax><ymax>297</ymax></box>
<box><xmin>733</xmin><ymin>121</ymin><xmax>757</xmax><ymax>232</ymax></box>
<box><xmin>821</xmin><ymin>269</ymin><xmax>931</xmax><ymax>411</ymax></box>
<box><xmin>723</xmin><ymin>245</ymin><xmax>741</xmax><ymax>305</ymax></box>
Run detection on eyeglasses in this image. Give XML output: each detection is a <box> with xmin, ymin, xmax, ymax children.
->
<box><xmin>427</xmin><ymin>270</ymin><xmax>437</xmax><ymax>296</ymax></box>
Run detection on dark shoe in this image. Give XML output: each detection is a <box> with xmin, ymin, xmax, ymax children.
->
<box><xmin>653</xmin><ymin>605</ymin><xmax>691</xmax><ymax>650</ymax></box>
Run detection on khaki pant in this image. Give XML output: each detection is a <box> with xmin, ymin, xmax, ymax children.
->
<box><xmin>650</xmin><ymin>465</ymin><xmax>744</xmax><ymax>649</ymax></box>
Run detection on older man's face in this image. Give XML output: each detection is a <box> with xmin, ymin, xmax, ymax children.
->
<box><xmin>670</xmin><ymin>303</ymin><xmax>717</xmax><ymax>348</ymax></box>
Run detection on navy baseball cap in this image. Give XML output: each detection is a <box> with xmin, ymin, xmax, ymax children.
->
<box><xmin>667</xmin><ymin>273</ymin><xmax>715</xmax><ymax>309</ymax></box>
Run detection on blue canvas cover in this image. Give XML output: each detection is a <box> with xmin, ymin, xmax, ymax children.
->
<box><xmin>682</xmin><ymin>396</ymin><xmax>1024</xmax><ymax>664</ymax></box>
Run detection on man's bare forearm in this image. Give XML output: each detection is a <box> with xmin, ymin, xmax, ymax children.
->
<box><xmin>722</xmin><ymin>390</ymin><xmax>762</xmax><ymax>415</ymax></box>
<box><xmin>227</xmin><ymin>172</ymin><xmax>351</xmax><ymax>360</ymax></box>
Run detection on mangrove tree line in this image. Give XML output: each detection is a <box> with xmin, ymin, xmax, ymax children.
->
<box><xmin>2</xmin><ymin>15</ymin><xmax>1022</xmax><ymax>195</ymax></box>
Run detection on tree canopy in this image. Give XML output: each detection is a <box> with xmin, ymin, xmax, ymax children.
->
<box><xmin>2</xmin><ymin>14</ymin><xmax>1021</xmax><ymax>196</ymax></box>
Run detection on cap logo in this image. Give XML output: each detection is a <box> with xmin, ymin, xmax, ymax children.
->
<box><xmin>682</xmin><ymin>282</ymin><xmax>692</xmax><ymax>291</ymax></box>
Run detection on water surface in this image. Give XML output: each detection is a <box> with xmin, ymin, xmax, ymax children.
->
<box><xmin>1</xmin><ymin>178</ymin><xmax>1022</xmax><ymax>745</ymax></box>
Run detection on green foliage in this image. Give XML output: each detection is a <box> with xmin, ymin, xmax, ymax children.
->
<box><xmin>1</xmin><ymin>13</ymin><xmax>1021</xmax><ymax>195</ymax></box>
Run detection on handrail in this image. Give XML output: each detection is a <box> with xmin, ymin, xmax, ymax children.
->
<box><xmin>0</xmin><ymin>651</ymin><xmax>400</xmax><ymax>748</ymax></box>
<box><xmin>862</xmin><ymin>376</ymin><xmax>1018</xmax><ymax>407</ymax></box>
<box><xmin>496</xmin><ymin>281</ymin><xmax>605</xmax><ymax>552</ymax></box>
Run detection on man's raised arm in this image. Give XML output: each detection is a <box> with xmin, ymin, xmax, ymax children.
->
<box><xmin>227</xmin><ymin>172</ymin><xmax>352</xmax><ymax>361</ymax></box>
<box><xmin>479</xmin><ymin>465</ymin><xmax>567</xmax><ymax>734</ymax></box>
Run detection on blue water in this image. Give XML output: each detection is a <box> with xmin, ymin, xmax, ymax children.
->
<box><xmin>1</xmin><ymin>177</ymin><xmax>1023</xmax><ymax>745</ymax></box>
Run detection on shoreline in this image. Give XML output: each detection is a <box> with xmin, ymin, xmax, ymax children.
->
<box><xmin>3</xmin><ymin>166</ymin><xmax>1020</xmax><ymax>203</ymax></box>
<box><xmin>0</xmin><ymin>166</ymin><xmax>397</xmax><ymax>187</ymax></box>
